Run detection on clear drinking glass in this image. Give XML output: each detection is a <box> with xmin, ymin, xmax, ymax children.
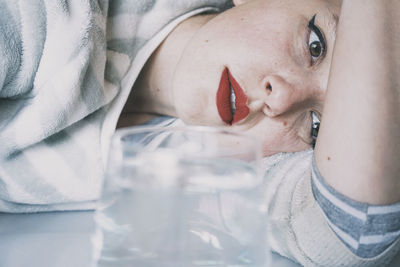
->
<box><xmin>92</xmin><ymin>125</ymin><xmax>269</xmax><ymax>267</ymax></box>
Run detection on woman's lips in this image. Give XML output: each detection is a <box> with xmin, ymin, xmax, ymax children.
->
<box><xmin>216</xmin><ymin>68</ymin><xmax>250</xmax><ymax>125</ymax></box>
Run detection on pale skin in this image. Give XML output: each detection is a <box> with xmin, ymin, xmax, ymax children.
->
<box><xmin>119</xmin><ymin>0</ymin><xmax>400</xmax><ymax>205</ymax></box>
<box><xmin>315</xmin><ymin>0</ymin><xmax>400</xmax><ymax>205</ymax></box>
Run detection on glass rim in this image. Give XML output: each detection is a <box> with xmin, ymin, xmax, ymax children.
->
<box><xmin>114</xmin><ymin>125</ymin><xmax>260</xmax><ymax>142</ymax></box>
<box><xmin>112</xmin><ymin>124</ymin><xmax>262</xmax><ymax>156</ymax></box>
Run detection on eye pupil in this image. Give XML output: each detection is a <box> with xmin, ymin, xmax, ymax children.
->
<box><xmin>312</xmin><ymin>123</ymin><xmax>319</xmax><ymax>138</ymax></box>
<box><xmin>311</xmin><ymin>122</ymin><xmax>320</xmax><ymax>147</ymax></box>
<box><xmin>309</xmin><ymin>41</ymin><xmax>322</xmax><ymax>57</ymax></box>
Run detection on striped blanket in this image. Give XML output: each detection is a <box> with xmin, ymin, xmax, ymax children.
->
<box><xmin>0</xmin><ymin>0</ymin><xmax>232</xmax><ymax>212</ymax></box>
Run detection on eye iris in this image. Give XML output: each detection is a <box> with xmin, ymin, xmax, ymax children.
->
<box><xmin>310</xmin><ymin>41</ymin><xmax>322</xmax><ymax>57</ymax></box>
<box><xmin>312</xmin><ymin>123</ymin><xmax>319</xmax><ymax>138</ymax></box>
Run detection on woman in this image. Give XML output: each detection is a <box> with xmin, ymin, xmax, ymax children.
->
<box><xmin>0</xmin><ymin>0</ymin><xmax>399</xmax><ymax>265</ymax></box>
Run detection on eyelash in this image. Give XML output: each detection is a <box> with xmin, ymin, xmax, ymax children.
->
<box><xmin>307</xmin><ymin>15</ymin><xmax>327</xmax><ymax>65</ymax></box>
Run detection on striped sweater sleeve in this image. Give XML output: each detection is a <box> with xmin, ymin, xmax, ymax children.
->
<box><xmin>311</xmin><ymin>154</ymin><xmax>400</xmax><ymax>258</ymax></box>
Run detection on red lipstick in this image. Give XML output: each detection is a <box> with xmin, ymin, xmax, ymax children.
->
<box><xmin>216</xmin><ymin>68</ymin><xmax>250</xmax><ymax>125</ymax></box>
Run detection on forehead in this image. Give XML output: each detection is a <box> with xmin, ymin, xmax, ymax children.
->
<box><xmin>238</xmin><ymin>0</ymin><xmax>341</xmax><ymax>17</ymax></box>
<box><xmin>229</xmin><ymin>0</ymin><xmax>341</xmax><ymax>43</ymax></box>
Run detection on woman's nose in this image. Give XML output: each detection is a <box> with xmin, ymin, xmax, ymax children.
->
<box><xmin>262</xmin><ymin>75</ymin><xmax>307</xmax><ymax>117</ymax></box>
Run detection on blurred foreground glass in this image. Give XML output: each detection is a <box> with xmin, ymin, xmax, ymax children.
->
<box><xmin>92</xmin><ymin>126</ymin><xmax>269</xmax><ymax>266</ymax></box>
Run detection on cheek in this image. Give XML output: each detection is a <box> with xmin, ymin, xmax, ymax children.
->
<box><xmin>243</xmin><ymin>120</ymin><xmax>309</xmax><ymax>156</ymax></box>
<box><xmin>174</xmin><ymin>87</ymin><xmax>220</xmax><ymax>125</ymax></box>
<box><xmin>172</xmin><ymin>48</ymin><xmax>225</xmax><ymax>124</ymax></box>
<box><xmin>174</xmin><ymin>89</ymin><xmax>204</xmax><ymax>119</ymax></box>
<box><xmin>261</xmin><ymin>134</ymin><xmax>309</xmax><ymax>156</ymax></box>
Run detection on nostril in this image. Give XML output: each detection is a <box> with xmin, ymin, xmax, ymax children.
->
<box><xmin>266</xmin><ymin>82</ymin><xmax>272</xmax><ymax>92</ymax></box>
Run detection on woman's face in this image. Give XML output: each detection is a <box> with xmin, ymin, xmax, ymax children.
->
<box><xmin>171</xmin><ymin>0</ymin><xmax>342</xmax><ymax>156</ymax></box>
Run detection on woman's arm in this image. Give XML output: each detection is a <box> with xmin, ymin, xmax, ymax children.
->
<box><xmin>315</xmin><ymin>0</ymin><xmax>400</xmax><ymax>205</ymax></box>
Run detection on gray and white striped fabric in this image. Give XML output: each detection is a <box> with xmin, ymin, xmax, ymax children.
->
<box><xmin>0</xmin><ymin>0</ymin><xmax>233</xmax><ymax>213</ymax></box>
<box><xmin>311</xmin><ymin>155</ymin><xmax>400</xmax><ymax>258</ymax></box>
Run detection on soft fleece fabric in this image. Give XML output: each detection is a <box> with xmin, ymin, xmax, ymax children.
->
<box><xmin>0</xmin><ymin>0</ymin><xmax>231</xmax><ymax>212</ymax></box>
<box><xmin>1</xmin><ymin>1</ymin><xmax>400</xmax><ymax>266</ymax></box>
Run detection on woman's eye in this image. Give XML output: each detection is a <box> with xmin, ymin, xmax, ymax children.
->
<box><xmin>309</xmin><ymin>31</ymin><xmax>322</xmax><ymax>58</ymax></box>
<box><xmin>308</xmin><ymin>15</ymin><xmax>326</xmax><ymax>64</ymax></box>
<box><xmin>310</xmin><ymin>111</ymin><xmax>320</xmax><ymax>147</ymax></box>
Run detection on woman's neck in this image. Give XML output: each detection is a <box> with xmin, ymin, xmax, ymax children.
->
<box><xmin>120</xmin><ymin>14</ymin><xmax>216</xmax><ymax>125</ymax></box>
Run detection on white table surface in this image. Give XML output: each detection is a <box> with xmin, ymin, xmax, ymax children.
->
<box><xmin>1</xmin><ymin>211</ymin><xmax>400</xmax><ymax>267</ymax></box>
<box><xmin>0</xmin><ymin>210</ymin><xmax>299</xmax><ymax>267</ymax></box>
